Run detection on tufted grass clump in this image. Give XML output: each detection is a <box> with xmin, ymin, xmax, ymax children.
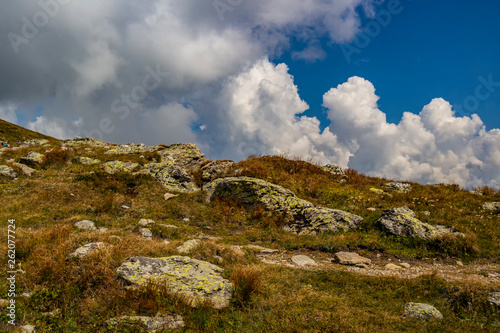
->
<box><xmin>40</xmin><ymin>147</ymin><xmax>71</xmax><ymax>168</ymax></box>
<box><xmin>231</xmin><ymin>265</ymin><xmax>263</xmax><ymax>308</ymax></box>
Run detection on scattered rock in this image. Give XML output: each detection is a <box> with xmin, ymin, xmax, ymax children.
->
<box><xmin>78</xmin><ymin>157</ymin><xmax>101</xmax><ymax>165</ymax></box>
<box><xmin>157</xmin><ymin>143</ymin><xmax>207</xmax><ymax>170</ymax></box>
<box><xmin>116</xmin><ymin>256</ymin><xmax>233</xmax><ymax>309</ymax></box>
<box><xmin>164</xmin><ymin>193</ymin><xmax>178</xmax><ymax>201</ymax></box>
<box><xmin>121</xmin><ymin>204</ymin><xmax>131</xmax><ymax>209</ymax></box>
<box><xmin>98</xmin><ymin>227</ymin><xmax>108</xmax><ymax>233</ymax></box>
<box><xmin>19</xmin><ymin>151</ymin><xmax>44</xmax><ymax>166</ymax></box>
<box><xmin>204</xmin><ymin>177</ymin><xmax>363</xmax><ymax>235</ymax></box>
<box><xmin>16</xmin><ymin>324</ymin><xmax>36</xmax><ymax>333</ymax></box>
<box><xmin>244</xmin><ymin>245</ymin><xmax>279</xmax><ymax>254</ymax></box>
<box><xmin>65</xmin><ymin>137</ymin><xmax>109</xmax><ymax>147</ymax></box>
<box><xmin>108</xmin><ymin>313</ymin><xmax>184</xmax><ymax>332</ymax></box>
<box><xmin>74</xmin><ymin>220</ymin><xmax>97</xmax><ymax>231</ymax></box>
<box><xmin>488</xmin><ymin>292</ymin><xmax>500</xmax><ymax>307</ymax></box>
<box><xmin>469</xmin><ymin>190</ymin><xmax>483</xmax><ymax>195</ymax></box>
<box><xmin>291</xmin><ymin>255</ymin><xmax>317</xmax><ymax>267</ymax></box>
<box><xmin>103</xmin><ymin>161</ymin><xmax>139</xmax><ymax>174</ymax></box>
<box><xmin>367</xmin><ymin>207</ymin><xmax>377</xmax><ymax>212</ymax></box>
<box><xmin>421</xmin><ymin>211</ymin><xmax>431</xmax><ymax>217</ymax></box>
<box><xmin>176</xmin><ymin>239</ymin><xmax>200</xmax><ymax>254</ymax></box>
<box><xmin>386</xmin><ymin>182</ymin><xmax>412</xmax><ymax>192</ymax></box>
<box><xmin>138</xmin><ymin>219</ymin><xmax>155</xmax><ymax>227</ymax></box>
<box><xmin>140</xmin><ymin>228</ymin><xmax>153</xmax><ymax>240</ymax></box>
<box><xmin>321</xmin><ymin>164</ymin><xmax>345</xmax><ymax>176</ymax></box>
<box><xmin>70</xmin><ymin>242</ymin><xmax>105</xmax><ymax>258</ymax></box>
<box><xmin>334</xmin><ymin>252</ymin><xmax>371</xmax><ymax>267</ymax></box>
<box><xmin>378</xmin><ymin>207</ymin><xmax>464</xmax><ymax>239</ymax></box>
<box><xmin>404</xmin><ymin>302</ymin><xmax>443</xmax><ymax>320</ymax></box>
<box><xmin>456</xmin><ymin>260</ymin><xmax>464</xmax><ymax>266</ymax></box>
<box><xmin>229</xmin><ymin>245</ymin><xmax>245</xmax><ymax>257</ymax></box>
<box><xmin>0</xmin><ymin>165</ymin><xmax>17</xmax><ymax>178</ymax></box>
<box><xmin>8</xmin><ymin>161</ymin><xmax>36</xmax><ymax>176</ymax></box>
<box><xmin>400</xmin><ymin>263</ymin><xmax>411</xmax><ymax>269</ymax></box>
<box><xmin>159</xmin><ymin>224</ymin><xmax>179</xmax><ymax>229</ymax></box>
<box><xmin>200</xmin><ymin>160</ymin><xmax>234</xmax><ymax>181</ymax></box>
<box><xmin>385</xmin><ymin>263</ymin><xmax>403</xmax><ymax>270</ymax></box>
<box><xmin>22</xmin><ymin>138</ymin><xmax>49</xmax><ymax>146</ymax></box>
<box><xmin>483</xmin><ymin>202</ymin><xmax>500</xmax><ymax>211</ymax></box>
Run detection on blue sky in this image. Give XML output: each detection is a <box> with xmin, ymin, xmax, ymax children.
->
<box><xmin>280</xmin><ymin>0</ymin><xmax>500</xmax><ymax>130</ymax></box>
<box><xmin>1</xmin><ymin>0</ymin><xmax>499</xmax><ymax>188</ymax></box>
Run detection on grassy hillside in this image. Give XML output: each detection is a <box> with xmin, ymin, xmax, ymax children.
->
<box><xmin>0</xmin><ymin>125</ymin><xmax>499</xmax><ymax>332</ymax></box>
<box><xmin>0</xmin><ymin>119</ymin><xmax>54</xmax><ymax>145</ymax></box>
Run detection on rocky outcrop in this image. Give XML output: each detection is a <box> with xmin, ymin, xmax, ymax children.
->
<box><xmin>22</xmin><ymin>139</ymin><xmax>49</xmax><ymax>147</ymax></box>
<box><xmin>404</xmin><ymin>303</ymin><xmax>443</xmax><ymax>320</ymax></box>
<box><xmin>158</xmin><ymin>143</ymin><xmax>207</xmax><ymax>170</ymax></box>
<box><xmin>483</xmin><ymin>202</ymin><xmax>500</xmax><ymax>211</ymax></box>
<box><xmin>322</xmin><ymin>164</ymin><xmax>345</xmax><ymax>176</ymax></box>
<box><xmin>65</xmin><ymin>137</ymin><xmax>109</xmax><ymax>147</ymax></box>
<box><xmin>204</xmin><ymin>177</ymin><xmax>363</xmax><ymax>235</ymax></box>
<box><xmin>105</xmin><ymin>143</ymin><xmax>159</xmax><ymax>155</ymax></box>
<box><xmin>103</xmin><ymin>161</ymin><xmax>139</xmax><ymax>174</ymax></box>
<box><xmin>116</xmin><ymin>256</ymin><xmax>233</xmax><ymax>309</ymax></box>
<box><xmin>145</xmin><ymin>161</ymin><xmax>199</xmax><ymax>193</ymax></box>
<box><xmin>378</xmin><ymin>207</ymin><xmax>463</xmax><ymax>239</ymax></box>
<box><xmin>0</xmin><ymin>165</ymin><xmax>17</xmax><ymax>178</ymax></box>
<box><xmin>201</xmin><ymin>160</ymin><xmax>234</xmax><ymax>182</ymax></box>
<box><xmin>19</xmin><ymin>151</ymin><xmax>44</xmax><ymax>166</ymax></box>
<box><xmin>107</xmin><ymin>313</ymin><xmax>184</xmax><ymax>332</ymax></box>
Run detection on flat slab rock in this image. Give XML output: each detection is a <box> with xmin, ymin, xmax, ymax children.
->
<box><xmin>404</xmin><ymin>302</ymin><xmax>443</xmax><ymax>320</ymax></box>
<box><xmin>291</xmin><ymin>255</ymin><xmax>317</xmax><ymax>267</ymax></box>
<box><xmin>334</xmin><ymin>252</ymin><xmax>371</xmax><ymax>267</ymax></box>
<box><xmin>116</xmin><ymin>256</ymin><xmax>233</xmax><ymax>309</ymax></box>
<box><xmin>204</xmin><ymin>177</ymin><xmax>363</xmax><ymax>235</ymax></box>
<box><xmin>108</xmin><ymin>313</ymin><xmax>184</xmax><ymax>332</ymax></box>
<box><xmin>378</xmin><ymin>207</ymin><xmax>463</xmax><ymax>239</ymax></box>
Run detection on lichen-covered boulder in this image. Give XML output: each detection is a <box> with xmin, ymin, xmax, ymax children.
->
<box><xmin>378</xmin><ymin>207</ymin><xmax>463</xmax><ymax>239</ymax></box>
<box><xmin>9</xmin><ymin>162</ymin><xmax>35</xmax><ymax>176</ymax></box>
<box><xmin>285</xmin><ymin>207</ymin><xmax>364</xmax><ymax>235</ymax></box>
<box><xmin>145</xmin><ymin>162</ymin><xmax>199</xmax><ymax>193</ymax></box>
<box><xmin>158</xmin><ymin>143</ymin><xmax>207</xmax><ymax>170</ymax></box>
<box><xmin>78</xmin><ymin>157</ymin><xmax>101</xmax><ymax>165</ymax></box>
<box><xmin>204</xmin><ymin>177</ymin><xmax>363</xmax><ymax>235</ymax></box>
<box><xmin>201</xmin><ymin>160</ymin><xmax>234</xmax><ymax>182</ymax></box>
<box><xmin>404</xmin><ymin>303</ymin><xmax>443</xmax><ymax>320</ymax></box>
<box><xmin>0</xmin><ymin>165</ymin><xmax>17</xmax><ymax>178</ymax></box>
<box><xmin>483</xmin><ymin>202</ymin><xmax>500</xmax><ymax>211</ymax></box>
<box><xmin>107</xmin><ymin>313</ymin><xmax>184</xmax><ymax>332</ymax></box>
<box><xmin>322</xmin><ymin>164</ymin><xmax>345</xmax><ymax>176</ymax></box>
<box><xmin>176</xmin><ymin>240</ymin><xmax>200</xmax><ymax>254</ymax></box>
<box><xmin>22</xmin><ymin>139</ymin><xmax>49</xmax><ymax>147</ymax></box>
<box><xmin>103</xmin><ymin>161</ymin><xmax>139</xmax><ymax>174</ymax></box>
<box><xmin>116</xmin><ymin>256</ymin><xmax>233</xmax><ymax>309</ymax></box>
<box><xmin>19</xmin><ymin>151</ymin><xmax>44</xmax><ymax>166</ymax></box>
<box><xmin>105</xmin><ymin>143</ymin><xmax>159</xmax><ymax>155</ymax></box>
<box><xmin>386</xmin><ymin>182</ymin><xmax>412</xmax><ymax>192</ymax></box>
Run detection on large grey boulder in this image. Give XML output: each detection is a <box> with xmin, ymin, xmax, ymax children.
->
<box><xmin>7</xmin><ymin>161</ymin><xmax>36</xmax><ymax>176</ymax></box>
<box><xmin>378</xmin><ymin>207</ymin><xmax>463</xmax><ymax>239</ymax></box>
<box><xmin>0</xmin><ymin>165</ymin><xmax>17</xmax><ymax>178</ymax></box>
<box><xmin>107</xmin><ymin>313</ymin><xmax>184</xmax><ymax>332</ymax></box>
<box><xmin>291</xmin><ymin>255</ymin><xmax>317</xmax><ymax>267</ymax></box>
<box><xmin>158</xmin><ymin>143</ymin><xmax>207</xmax><ymax>170</ymax></box>
<box><xmin>201</xmin><ymin>160</ymin><xmax>234</xmax><ymax>182</ymax></box>
<box><xmin>145</xmin><ymin>162</ymin><xmax>199</xmax><ymax>193</ymax></box>
<box><xmin>116</xmin><ymin>256</ymin><xmax>233</xmax><ymax>309</ymax></box>
<box><xmin>404</xmin><ymin>303</ymin><xmax>443</xmax><ymax>320</ymax></box>
<box><xmin>176</xmin><ymin>240</ymin><xmax>200</xmax><ymax>254</ymax></box>
<box><xmin>483</xmin><ymin>202</ymin><xmax>500</xmax><ymax>211</ymax></box>
<box><xmin>204</xmin><ymin>177</ymin><xmax>363</xmax><ymax>235</ymax></box>
<box><xmin>19</xmin><ymin>151</ymin><xmax>44</xmax><ymax>166</ymax></box>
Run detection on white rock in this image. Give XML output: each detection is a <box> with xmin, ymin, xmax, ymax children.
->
<box><xmin>291</xmin><ymin>255</ymin><xmax>317</xmax><ymax>267</ymax></box>
<box><xmin>74</xmin><ymin>220</ymin><xmax>97</xmax><ymax>231</ymax></box>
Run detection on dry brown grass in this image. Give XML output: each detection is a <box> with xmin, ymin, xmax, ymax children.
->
<box><xmin>231</xmin><ymin>265</ymin><xmax>263</xmax><ymax>308</ymax></box>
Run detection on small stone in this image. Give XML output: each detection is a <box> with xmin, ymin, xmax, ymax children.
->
<box><xmin>483</xmin><ymin>202</ymin><xmax>500</xmax><ymax>211</ymax></box>
<box><xmin>183</xmin><ymin>217</ymin><xmax>190</xmax><ymax>222</ymax></box>
<box><xmin>162</xmin><ymin>240</ymin><xmax>170</xmax><ymax>245</ymax></box>
<box><xmin>422</xmin><ymin>211</ymin><xmax>431</xmax><ymax>216</ymax></box>
<box><xmin>0</xmin><ymin>299</ymin><xmax>9</xmax><ymax>308</ymax></box>
<box><xmin>370</xmin><ymin>188</ymin><xmax>384</xmax><ymax>194</ymax></box>
<box><xmin>488</xmin><ymin>292</ymin><xmax>500</xmax><ymax>307</ymax></box>
<box><xmin>404</xmin><ymin>302</ymin><xmax>443</xmax><ymax>320</ymax></box>
<box><xmin>21</xmin><ymin>292</ymin><xmax>33</xmax><ymax>298</ymax></box>
<box><xmin>41</xmin><ymin>308</ymin><xmax>61</xmax><ymax>317</ymax></box>
<box><xmin>291</xmin><ymin>255</ymin><xmax>317</xmax><ymax>267</ymax></box>
<box><xmin>70</xmin><ymin>242</ymin><xmax>105</xmax><ymax>258</ymax></box>
<box><xmin>122</xmin><ymin>204</ymin><xmax>131</xmax><ymax>209</ymax></box>
<box><xmin>367</xmin><ymin>207</ymin><xmax>377</xmax><ymax>212</ymax></box>
<box><xmin>140</xmin><ymin>228</ymin><xmax>153</xmax><ymax>240</ymax></box>
<box><xmin>138</xmin><ymin>219</ymin><xmax>155</xmax><ymax>227</ymax></box>
<box><xmin>98</xmin><ymin>227</ymin><xmax>108</xmax><ymax>233</ymax></box>
<box><xmin>385</xmin><ymin>263</ymin><xmax>402</xmax><ymax>270</ymax></box>
<box><xmin>0</xmin><ymin>165</ymin><xmax>18</xmax><ymax>178</ymax></box>
<box><xmin>159</xmin><ymin>224</ymin><xmax>179</xmax><ymax>229</ymax></box>
<box><xmin>386</xmin><ymin>182</ymin><xmax>412</xmax><ymax>193</ymax></box>
<box><xmin>456</xmin><ymin>260</ymin><xmax>464</xmax><ymax>266</ymax></box>
<box><xmin>17</xmin><ymin>324</ymin><xmax>36</xmax><ymax>333</ymax></box>
<box><xmin>400</xmin><ymin>263</ymin><xmax>411</xmax><ymax>269</ymax></box>
<box><xmin>229</xmin><ymin>245</ymin><xmax>245</xmax><ymax>257</ymax></box>
<box><xmin>176</xmin><ymin>239</ymin><xmax>200</xmax><ymax>254</ymax></box>
<box><xmin>164</xmin><ymin>193</ymin><xmax>178</xmax><ymax>201</ymax></box>
<box><xmin>74</xmin><ymin>220</ymin><xmax>97</xmax><ymax>231</ymax></box>
<box><xmin>333</xmin><ymin>252</ymin><xmax>371</xmax><ymax>266</ymax></box>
